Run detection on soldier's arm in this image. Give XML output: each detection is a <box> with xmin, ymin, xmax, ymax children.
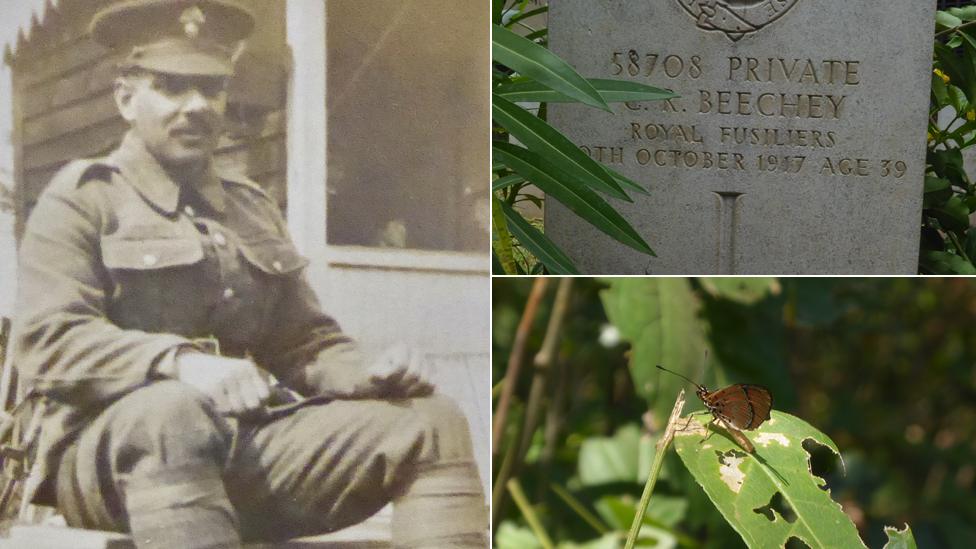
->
<box><xmin>239</xmin><ymin>189</ymin><xmax>369</xmax><ymax>397</ymax></box>
<box><xmin>12</xmin><ymin>165</ymin><xmax>192</xmax><ymax>408</ymax></box>
<box><xmin>251</xmin><ymin>270</ymin><xmax>370</xmax><ymax>397</ymax></box>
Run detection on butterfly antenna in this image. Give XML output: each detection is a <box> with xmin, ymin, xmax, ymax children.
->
<box><xmin>656</xmin><ymin>365</ymin><xmax>704</xmax><ymax>390</ymax></box>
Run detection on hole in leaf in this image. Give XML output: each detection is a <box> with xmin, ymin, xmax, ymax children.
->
<box><xmin>752</xmin><ymin>491</ymin><xmax>797</xmax><ymax>524</ymax></box>
<box><xmin>785</xmin><ymin>536</ymin><xmax>812</xmax><ymax>549</ymax></box>
<box><xmin>802</xmin><ymin>438</ymin><xmax>840</xmax><ymax>491</ymax></box>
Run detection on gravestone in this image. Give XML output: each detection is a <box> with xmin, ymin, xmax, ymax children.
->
<box><xmin>546</xmin><ymin>0</ymin><xmax>936</xmax><ymax>274</ymax></box>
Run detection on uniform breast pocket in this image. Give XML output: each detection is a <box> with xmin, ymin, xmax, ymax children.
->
<box><xmin>238</xmin><ymin>236</ymin><xmax>309</xmax><ymax>277</ymax></box>
<box><xmin>101</xmin><ymin>235</ymin><xmax>207</xmax><ymax>332</ymax></box>
<box><xmin>236</xmin><ymin>235</ymin><xmax>310</xmax><ymax>330</ymax></box>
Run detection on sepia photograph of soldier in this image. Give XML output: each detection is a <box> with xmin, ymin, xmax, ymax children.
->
<box><xmin>0</xmin><ymin>0</ymin><xmax>488</xmax><ymax>547</ymax></box>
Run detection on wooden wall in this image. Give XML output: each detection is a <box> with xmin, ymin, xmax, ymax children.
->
<box><xmin>8</xmin><ymin>0</ymin><xmax>288</xmax><ymax>239</ymax></box>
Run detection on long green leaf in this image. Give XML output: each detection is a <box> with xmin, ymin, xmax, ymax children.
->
<box><xmin>673</xmin><ymin>411</ymin><xmax>867</xmax><ymax>549</ymax></box>
<box><xmin>493</xmin><ymin>174</ymin><xmax>524</xmax><ymax>192</ymax></box>
<box><xmin>496</xmin><ymin>78</ymin><xmax>678</xmax><ymax>104</ymax></box>
<box><xmin>492</xmin><ymin>24</ymin><xmax>611</xmax><ymax>112</ymax></box>
<box><xmin>497</xmin><ymin>200</ymin><xmax>579</xmax><ymax>274</ymax></box>
<box><xmin>493</xmin><ymin>93</ymin><xmax>629</xmax><ymax>201</ymax></box>
<box><xmin>602</xmin><ymin>164</ymin><xmax>650</xmax><ymax>196</ymax></box>
<box><xmin>494</xmin><ymin>142</ymin><xmax>654</xmax><ymax>255</ymax></box>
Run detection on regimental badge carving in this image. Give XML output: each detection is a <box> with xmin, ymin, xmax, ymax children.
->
<box><xmin>675</xmin><ymin>0</ymin><xmax>801</xmax><ymax>42</ymax></box>
<box><xmin>180</xmin><ymin>6</ymin><xmax>207</xmax><ymax>39</ymax></box>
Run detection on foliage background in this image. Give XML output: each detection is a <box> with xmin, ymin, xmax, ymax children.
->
<box><xmin>493</xmin><ymin>278</ymin><xmax>976</xmax><ymax>548</ymax></box>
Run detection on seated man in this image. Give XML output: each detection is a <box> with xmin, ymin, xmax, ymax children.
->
<box><xmin>10</xmin><ymin>1</ymin><xmax>486</xmax><ymax>547</ymax></box>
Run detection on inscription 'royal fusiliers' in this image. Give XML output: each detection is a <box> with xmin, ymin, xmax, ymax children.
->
<box><xmin>676</xmin><ymin>0</ymin><xmax>801</xmax><ymax>41</ymax></box>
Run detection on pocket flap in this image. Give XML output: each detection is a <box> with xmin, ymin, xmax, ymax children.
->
<box><xmin>239</xmin><ymin>237</ymin><xmax>309</xmax><ymax>274</ymax></box>
<box><xmin>102</xmin><ymin>236</ymin><xmax>204</xmax><ymax>270</ymax></box>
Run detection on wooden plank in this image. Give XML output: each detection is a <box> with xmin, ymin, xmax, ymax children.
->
<box><xmin>24</xmin><ymin>117</ymin><xmax>125</xmax><ymax>172</ymax></box>
<box><xmin>22</xmin><ymin>61</ymin><xmax>115</xmax><ymax>120</ymax></box>
<box><xmin>21</xmin><ymin>39</ymin><xmax>107</xmax><ymax>90</ymax></box>
<box><xmin>24</xmin><ymin>94</ymin><xmax>118</xmax><ymax>147</ymax></box>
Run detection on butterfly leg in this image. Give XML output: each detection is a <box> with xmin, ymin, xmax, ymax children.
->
<box><xmin>699</xmin><ymin>416</ymin><xmax>718</xmax><ymax>445</ymax></box>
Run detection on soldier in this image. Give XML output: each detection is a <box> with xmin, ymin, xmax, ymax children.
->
<box><xmin>10</xmin><ymin>1</ymin><xmax>486</xmax><ymax>547</ymax></box>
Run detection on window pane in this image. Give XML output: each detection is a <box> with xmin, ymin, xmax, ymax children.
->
<box><xmin>325</xmin><ymin>1</ymin><xmax>488</xmax><ymax>252</ymax></box>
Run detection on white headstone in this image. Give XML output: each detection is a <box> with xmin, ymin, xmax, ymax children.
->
<box><xmin>547</xmin><ymin>0</ymin><xmax>936</xmax><ymax>274</ymax></box>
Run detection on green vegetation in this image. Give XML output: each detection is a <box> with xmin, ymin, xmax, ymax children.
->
<box><xmin>493</xmin><ymin>278</ymin><xmax>975</xmax><ymax>547</ymax></box>
<box><xmin>922</xmin><ymin>6</ymin><xmax>976</xmax><ymax>273</ymax></box>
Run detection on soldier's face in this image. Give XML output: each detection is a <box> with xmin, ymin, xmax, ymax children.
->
<box><xmin>115</xmin><ymin>71</ymin><xmax>228</xmax><ymax>168</ymax></box>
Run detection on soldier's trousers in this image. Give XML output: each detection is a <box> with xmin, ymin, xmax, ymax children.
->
<box><xmin>55</xmin><ymin>381</ymin><xmax>487</xmax><ymax>548</ymax></box>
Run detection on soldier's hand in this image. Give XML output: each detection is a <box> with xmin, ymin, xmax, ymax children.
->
<box><xmin>174</xmin><ymin>352</ymin><xmax>271</xmax><ymax>416</ymax></box>
<box><xmin>367</xmin><ymin>343</ymin><xmax>435</xmax><ymax>399</ymax></box>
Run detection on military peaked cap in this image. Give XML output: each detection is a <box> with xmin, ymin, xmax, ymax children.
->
<box><xmin>90</xmin><ymin>0</ymin><xmax>254</xmax><ymax>76</ymax></box>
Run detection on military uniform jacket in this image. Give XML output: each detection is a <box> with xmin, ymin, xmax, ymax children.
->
<box><xmin>12</xmin><ymin>132</ymin><xmax>363</xmax><ymax>503</ymax></box>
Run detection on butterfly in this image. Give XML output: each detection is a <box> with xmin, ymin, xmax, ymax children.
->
<box><xmin>656</xmin><ymin>365</ymin><xmax>772</xmax><ymax>452</ymax></box>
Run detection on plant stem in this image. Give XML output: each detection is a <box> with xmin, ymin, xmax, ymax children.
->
<box><xmin>550</xmin><ymin>483</ymin><xmax>609</xmax><ymax>535</ymax></box>
<box><xmin>935</xmin><ymin>19</ymin><xmax>976</xmax><ymax>38</ymax></box>
<box><xmin>493</xmin><ymin>278</ymin><xmax>550</xmax><ymax>451</ymax></box>
<box><xmin>508</xmin><ymin>478</ymin><xmax>554</xmax><ymax>549</ymax></box>
<box><xmin>624</xmin><ymin>389</ymin><xmax>687</xmax><ymax>549</ymax></box>
<box><xmin>516</xmin><ymin>279</ymin><xmax>573</xmax><ymax>461</ymax></box>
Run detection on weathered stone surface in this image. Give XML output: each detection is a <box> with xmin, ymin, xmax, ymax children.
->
<box><xmin>547</xmin><ymin>0</ymin><xmax>936</xmax><ymax>274</ymax></box>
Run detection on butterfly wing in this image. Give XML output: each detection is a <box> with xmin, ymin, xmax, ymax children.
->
<box><xmin>704</xmin><ymin>384</ymin><xmax>772</xmax><ymax>430</ymax></box>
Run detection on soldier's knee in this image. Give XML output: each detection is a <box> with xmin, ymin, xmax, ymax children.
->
<box><xmin>408</xmin><ymin>394</ymin><xmax>472</xmax><ymax>456</ymax></box>
<box><xmin>105</xmin><ymin>381</ymin><xmax>228</xmax><ymax>458</ymax></box>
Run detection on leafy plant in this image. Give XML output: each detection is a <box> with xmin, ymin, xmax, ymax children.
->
<box><xmin>491</xmin><ymin>1</ymin><xmax>675</xmax><ymax>274</ymax></box>
<box><xmin>921</xmin><ymin>7</ymin><xmax>976</xmax><ymax>273</ymax></box>
<box><xmin>493</xmin><ymin>278</ymin><xmax>973</xmax><ymax>548</ymax></box>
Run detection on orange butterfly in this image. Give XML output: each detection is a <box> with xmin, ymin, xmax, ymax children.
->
<box><xmin>657</xmin><ymin>365</ymin><xmax>772</xmax><ymax>452</ymax></box>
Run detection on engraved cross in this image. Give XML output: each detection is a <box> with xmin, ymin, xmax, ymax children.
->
<box><xmin>713</xmin><ymin>191</ymin><xmax>744</xmax><ymax>274</ymax></box>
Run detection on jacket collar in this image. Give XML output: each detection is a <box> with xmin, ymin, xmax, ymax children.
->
<box><xmin>108</xmin><ymin>131</ymin><xmax>226</xmax><ymax>214</ymax></box>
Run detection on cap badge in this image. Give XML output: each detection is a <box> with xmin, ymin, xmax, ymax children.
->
<box><xmin>180</xmin><ymin>6</ymin><xmax>206</xmax><ymax>39</ymax></box>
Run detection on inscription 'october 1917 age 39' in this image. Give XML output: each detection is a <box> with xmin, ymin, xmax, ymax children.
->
<box><xmin>547</xmin><ymin>1</ymin><xmax>936</xmax><ymax>275</ymax></box>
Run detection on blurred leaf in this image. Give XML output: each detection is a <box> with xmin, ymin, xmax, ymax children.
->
<box><xmin>496</xmin><ymin>521</ymin><xmax>544</xmax><ymax>549</ymax></box>
<box><xmin>595</xmin><ymin>494</ymin><xmax>688</xmax><ymax>531</ymax></box>
<box><xmin>787</xmin><ymin>279</ymin><xmax>845</xmax><ymax>326</ymax></box>
<box><xmin>698</xmin><ymin>278</ymin><xmax>781</xmax><ymax>305</ymax></box>
<box><xmin>673</xmin><ymin>411</ymin><xmax>866</xmax><ymax>549</ymax></box>
<box><xmin>936</xmin><ymin>11</ymin><xmax>963</xmax><ymax>29</ymax></box>
<box><xmin>599</xmin><ymin>278</ymin><xmax>710</xmax><ymax>422</ymax></box>
<box><xmin>919</xmin><ymin>250</ymin><xmax>976</xmax><ymax>274</ymax></box>
<box><xmin>882</xmin><ymin>524</ymin><xmax>917</xmax><ymax>549</ymax></box>
<box><xmin>699</xmin><ymin>281</ymin><xmax>794</xmax><ymax>408</ymax></box>
<box><xmin>578</xmin><ymin>424</ymin><xmax>655</xmax><ymax>486</ymax></box>
<box><xmin>493</xmin><ymin>24</ymin><xmax>611</xmax><ymax>112</ymax></box>
<box><xmin>930</xmin><ymin>195</ymin><xmax>971</xmax><ymax>232</ymax></box>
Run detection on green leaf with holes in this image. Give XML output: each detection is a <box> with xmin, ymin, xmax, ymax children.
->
<box><xmin>882</xmin><ymin>524</ymin><xmax>917</xmax><ymax>549</ymax></box>
<box><xmin>672</xmin><ymin>410</ymin><xmax>866</xmax><ymax>549</ymax></box>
